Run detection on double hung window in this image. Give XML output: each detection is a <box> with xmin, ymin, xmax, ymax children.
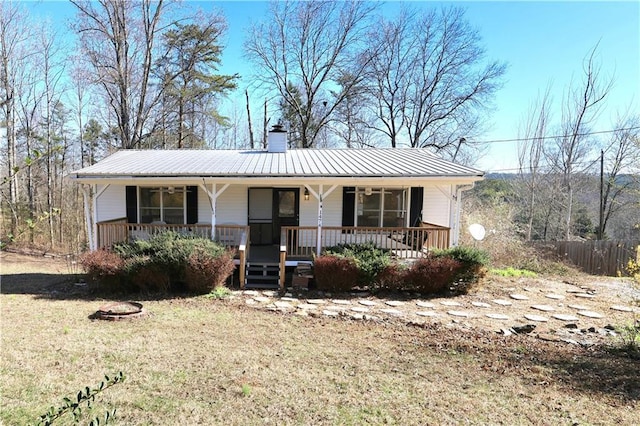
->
<box><xmin>139</xmin><ymin>187</ymin><xmax>185</xmax><ymax>224</ymax></box>
<box><xmin>355</xmin><ymin>188</ymin><xmax>407</xmax><ymax>227</ymax></box>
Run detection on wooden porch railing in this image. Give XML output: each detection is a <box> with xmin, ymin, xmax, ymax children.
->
<box><xmin>281</xmin><ymin>223</ymin><xmax>450</xmax><ymax>259</ymax></box>
<box><xmin>96</xmin><ymin>221</ymin><xmax>249</xmax><ymax>253</ymax></box>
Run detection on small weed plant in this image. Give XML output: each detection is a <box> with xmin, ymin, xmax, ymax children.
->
<box><xmin>490</xmin><ymin>267</ymin><xmax>538</xmax><ymax>278</ymax></box>
<box><xmin>614</xmin><ymin>319</ymin><xmax>640</xmax><ymax>359</ymax></box>
<box><xmin>241</xmin><ymin>384</ymin><xmax>252</xmax><ymax>397</ymax></box>
<box><xmin>626</xmin><ymin>256</ymin><xmax>640</xmax><ymax>285</ymax></box>
<box><xmin>205</xmin><ymin>286</ymin><xmax>232</xmax><ymax>299</ymax></box>
<box><xmin>36</xmin><ymin>372</ymin><xmax>125</xmax><ymax>425</ymax></box>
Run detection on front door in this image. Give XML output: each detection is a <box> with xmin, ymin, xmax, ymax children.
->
<box><xmin>248</xmin><ymin>188</ymin><xmax>299</xmax><ymax>245</ymax></box>
<box><xmin>273</xmin><ymin>188</ymin><xmax>299</xmax><ymax>245</ymax></box>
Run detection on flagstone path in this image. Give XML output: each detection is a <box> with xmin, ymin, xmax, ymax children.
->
<box><xmin>235</xmin><ymin>276</ymin><xmax>639</xmax><ymax>345</ymax></box>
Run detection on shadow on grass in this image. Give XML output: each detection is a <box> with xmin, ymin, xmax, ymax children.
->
<box><xmin>1</xmin><ymin>272</ymin><xmax>203</xmax><ymax>302</ymax></box>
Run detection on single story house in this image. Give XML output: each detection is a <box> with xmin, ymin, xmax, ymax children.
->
<box><xmin>70</xmin><ymin>126</ymin><xmax>484</xmax><ymax>288</ymax></box>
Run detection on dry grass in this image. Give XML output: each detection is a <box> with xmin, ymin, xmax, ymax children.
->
<box><xmin>1</xmin><ymin>253</ymin><xmax>639</xmax><ymax>425</ymax></box>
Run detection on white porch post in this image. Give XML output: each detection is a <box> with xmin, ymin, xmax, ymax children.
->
<box><xmin>81</xmin><ymin>185</ymin><xmax>94</xmax><ymax>250</ymax></box>
<box><xmin>317</xmin><ymin>184</ymin><xmax>323</xmax><ymax>255</ymax></box>
<box><xmin>304</xmin><ymin>184</ymin><xmax>338</xmax><ymax>255</ymax></box>
<box><xmin>92</xmin><ymin>184</ymin><xmax>99</xmax><ymax>250</ymax></box>
<box><xmin>85</xmin><ymin>184</ymin><xmax>111</xmax><ymax>250</ymax></box>
<box><xmin>211</xmin><ymin>183</ymin><xmax>217</xmax><ymax>240</ymax></box>
<box><xmin>199</xmin><ymin>182</ymin><xmax>230</xmax><ymax>240</ymax></box>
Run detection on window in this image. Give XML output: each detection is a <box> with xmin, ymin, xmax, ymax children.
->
<box><xmin>355</xmin><ymin>188</ymin><xmax>407</xmax><ymax>227</ymax></box>
<box><xmin>139</xmin><ymin>187</ymin><xmax>186</xmax><ymax>224</ymax></box>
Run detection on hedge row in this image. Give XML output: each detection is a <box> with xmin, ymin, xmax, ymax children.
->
<box><xmin>80</xmin><ymin>232</ymin><xmax>235</xmax><ymax>294</ymax></box>
<box><xmin>314</xmin><ymin>244</ymin><xmax>488</xmax><ymax>295</ymax></box>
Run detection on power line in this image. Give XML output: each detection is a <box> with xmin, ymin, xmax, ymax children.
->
<box><xmin>473</xmin><ymin>126</ymin><xmax>640</xmax><ymax>145</ymax></box>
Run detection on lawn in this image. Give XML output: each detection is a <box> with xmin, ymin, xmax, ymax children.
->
<box><xmin>1</xmin><ymin>253</ymin><xmax>638</xmax><ymax>425</ymax></box>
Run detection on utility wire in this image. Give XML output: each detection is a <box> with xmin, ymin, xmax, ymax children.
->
<box><xmin>472</xmin><ymin>126</ymin><xmax>640</xmax><ymax>145</ymax></box>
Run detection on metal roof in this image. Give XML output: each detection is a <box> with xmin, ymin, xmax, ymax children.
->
<box><xmin>70</xmin><ymin>148</ymin><xmax>484</xmax><ymax>179</ymax></box>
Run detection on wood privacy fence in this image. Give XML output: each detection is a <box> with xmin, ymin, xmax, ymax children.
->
<box><xmin>540</xmin><ymin>240</ymin><xmax>640</xmax><ymax>276</ymax></box>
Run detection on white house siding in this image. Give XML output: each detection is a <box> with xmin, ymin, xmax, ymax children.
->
<box><xmin>422</xmin><ymin>185</ymin><xmax>452</xmax><ymax>228</ymax></box>
<box><xmin>296</xmin><ymin>186</ymin><xmax>342</xmax><ymax>248</ymax></box>
<box><xmin>298</xmin><ymin>185</ymin><xmax>341</xmax><ymax>227</ymax></box>
<box><xmin>213</xmin><ymin>184</ymin><xmax>247</xmax><ymax>226</ymax></box>
<box><xmin>96</xmin><ymin>184</ymin><xmax>125</xmax><ymax>222</ymax></box>
<box><xmin>197</xmin><ymin>185</ymin><xmax>211</xmax><ymax>224</ymax></box>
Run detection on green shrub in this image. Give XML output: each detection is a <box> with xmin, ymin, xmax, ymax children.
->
<box><xmin>83</xmin><ymin>233</ymin><xmax>233</xmax><ymax>294</ymax></box>
<box><xmin>432</xmin><ymin>246</ymin><xmax>489</xmax><ymax>294</ymax></box>
<box><xmin>432</xmin><ymin>246</ymin><xmax>490</xmax><ymax>266</ymax></box>
<box><xmin>314</xmin><ymin>255</ymin><xmax>360</xmax><ymax>293</ymax></box>
<box><xmin>323</xmin><ymin>242</ymin><xmax>391</xmax><ymax>285</ymax></box>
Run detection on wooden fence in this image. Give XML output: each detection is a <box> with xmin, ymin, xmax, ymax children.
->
<box><xmin>541</xmin><ymin>240</ymin><xmax>640</xmax><ymax>276</ymax></box>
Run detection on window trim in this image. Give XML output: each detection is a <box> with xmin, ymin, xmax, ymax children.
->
<box><xmin>138</xmin><ymin>186</ymin><xmax>187</xmax><ymax>224</ymax></box>
<box><xmin>353</xmin><ymin>187</ymin><xmax>408</xmax><ymax>228</ymax></box>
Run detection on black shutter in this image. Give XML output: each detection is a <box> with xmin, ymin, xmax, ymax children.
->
<box><xmin>125</xmin><ymin>186</ymin><xmax>137</xmax><ymax>223</ymax></box>
<box><xmin>409</xmin><ymin>187</ymin><xmax>424</xmax><ymax>227</ymax></box>
<box><xmin>341</xmin><ymin>187</ymin><xmax>355</xmax><ymax>227</ymax></box>
<box><xmin>186</xmin><ymin>185</ymin><xmax>198</xmax><ymax>224</ymax></box>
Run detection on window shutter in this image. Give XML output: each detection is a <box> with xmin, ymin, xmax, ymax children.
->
<box><xmin>341</xmin><ymin>187</ymin><xmax>355</xmax><ymax>227</ymax></box>
<box><xmin>125</xmin><ymin>186</ymin><xmax>137</xmax><ymax>223</ymax></box>
<box><xmin>186</xmin><ymin>186</ymin><xmax>198</xmax><ymax>224</ymax></box>
<box><xmin>409</xmin><ymin>187</ymin><xmax>424</xmax><ymax>227</ymax></box>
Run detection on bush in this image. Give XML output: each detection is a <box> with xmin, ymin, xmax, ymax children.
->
<box><xmin>432</xmin><ymin>246</ymin><xmax>490</xmax><ymax>266</ymax></box>
<box><xmin>82</xmin><ymin>233</ymin><xmax>234</xmax><ymax>294</ymax></box>
<box><xmin>313</xmin><ymin>255</ymin><xmax>360</xmax><ymax>293</ymax></box>
<box><xmin>323</xmin><ymin>242</ymin><xmax>391</xmax><ymax>285</ymax></box>
<box><xmin>402</xmin><ymin>256</ymin><xmax>463</xmax><ymax>294</ymax></box>
<box><xmin>79</xmin><ymin>249</ymin><xmax>126</xmax><ymax>292</ymax></box>
<box><xmin>185</xmin><ymin>250</ymin><xmax>235</xmax><ymax>293</ymax></box>
<box><xmin>376</xmin><ymin>263</ymin><xmax>407</xmax><ymax>291</ymax></box>
<box><xmin>432</xmin><ymin>246</ymin><xmax>489</xmax><ymax>293</ymax></box>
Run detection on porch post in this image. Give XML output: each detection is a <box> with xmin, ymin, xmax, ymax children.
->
<box><xmin>210</xmin><ymin>183</ymin><xmax>217</xmax><ymax>240</ymax></box>
<box><xmin>91</xmin><ymin>184</ymin><xmax>99</xmax><ymax>251</ymax></box>
<box><xmin>316</xmin><ymin>185</ymin><xmax>323</xmax><ymax>255</ymax></box>
<box><xmin>81</xmin><ymin>185</ymin><xmax>94</xmax><ymax>250</ymax></box>
<box><xmin>199</xmin><ymin>182</ymin><xmax>230</xmax><ymax>241</ymax></box>
<box><xmin>304</xmin><ymin>184</ymin><xmax>337</xmax><ymax>256</ymax></box>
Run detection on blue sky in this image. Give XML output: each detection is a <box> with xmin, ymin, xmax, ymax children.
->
<box><xmin>30</xmin><ymin>1</ymin><xmax>640</xmax><ymax>172</ymax></box>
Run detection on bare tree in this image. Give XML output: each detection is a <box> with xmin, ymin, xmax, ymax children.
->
<box><xmin>70</xmin><ymin>0</ymin><xmax>169</xmax><ymax>149</ymax></box>
<box><xmin>546</xmin><ymin>46</ymin><xmax>612</xmax><ymax>240</ymax></box>
<box><xmin>244</xmin><ymin>0</ymin><xmax>378</xmax><ymax>148</ymax></box>
<box><xmin>366</xmin><ymin>7</ymin><xmax>505</xmax><ymax>155</ymax></box>
<box><xmin>0</xmin><ymin>1</ymin><xmax>31</xmax><ymax>233</ymax></box>
<box><xmin>364</xmin><ymin>10</ymin><xmax>412</xmax><ymax>148</ymax></box>
<box><xmin>517</xmin><ymin>86</ymin><xmax>552</xmax><ymax>240</ymax></box>
<box><xmin>599</xmin><ymin>113</ymin><xmax>640</xmax><ymax>238</ymax></box>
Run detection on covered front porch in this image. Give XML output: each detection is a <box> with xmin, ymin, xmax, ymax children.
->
<box><xmin>95</xmin><ymin>221</ymin><xmax>450</xmax><ymax>289</ymax></box>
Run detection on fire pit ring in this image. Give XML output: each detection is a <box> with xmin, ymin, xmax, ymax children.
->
<box><xmin>93</xmin><ymin>301</ymin><xmax>147</xmax><ymax>321</ymax></box>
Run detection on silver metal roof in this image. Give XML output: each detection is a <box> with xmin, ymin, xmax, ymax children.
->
<box><xmin>70</xmin><ymin>149</ymin><xmax>483</xmax><ymax>179</ymax></box>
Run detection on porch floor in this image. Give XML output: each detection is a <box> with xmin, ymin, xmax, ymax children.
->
<box><xmin>248</xmin><ymin>245</ymin><xmax>281</xmax><ymax>263</ymax></box>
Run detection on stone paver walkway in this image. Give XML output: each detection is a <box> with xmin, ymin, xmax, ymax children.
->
<box><xmin>237</xmin><ymin>276</ymin><xmax>639</xmax><ymax>346</ymax></box>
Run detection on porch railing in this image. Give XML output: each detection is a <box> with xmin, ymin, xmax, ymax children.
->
<box><xmin>96</xmin><ymin>221</ymin><xmax>249</xmax><ymax>253</ymax></box>
<box><xmin>281</xmin><ymin>223</ymin><xmax>450</xmax><ymax>259</ymax></box>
